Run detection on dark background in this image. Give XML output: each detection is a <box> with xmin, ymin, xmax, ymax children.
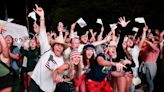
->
<box><xmin>0</xmin><ymin>0</ymin><xmax>164</xmax><ymax>34</ymax></box>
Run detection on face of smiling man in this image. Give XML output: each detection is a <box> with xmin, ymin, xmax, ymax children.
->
<box><xmin>53</xmin><ymin>43</ymin><xmax>64</xmax><ymax>57</ymax></box>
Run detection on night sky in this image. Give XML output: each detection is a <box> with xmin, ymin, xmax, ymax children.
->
<box><xmin>0</xmin><ymin>0</ymin><xmax>164</xmax><ymax>33</ymax></box>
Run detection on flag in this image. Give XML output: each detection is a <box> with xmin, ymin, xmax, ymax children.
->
<box><xmin>28</xmin><ymin>11</ymin><xmax>37</xmax><ymax>21</ymax></box>
<box><xmin>76</xmin><ymin>17</ymin><xmax>87</xmax><ymax>28</ymax></box>
<box><xmin>109</xmin><ymin>23</ymin><xmax>117</xmax><ymax>30</ymax></box>
<box><xmin>135</xmin><ymin>17</ymin><xmax>146</xmax><ymax>23</ymax></box>
<box><xmin>96</xmin><ymin>18</ymin><xmax>103</xmax><ymax>25</ymax></box>
<box><xmin>132</xmin><ymin>27</ymin><xmax>139</xmax><ymax>32</ymax></box>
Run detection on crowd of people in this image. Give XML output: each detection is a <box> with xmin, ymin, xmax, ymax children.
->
<box><xmin>0</xmin><ymin>4</ymin><xmax>164</xmax><ymax>92</ymax></box>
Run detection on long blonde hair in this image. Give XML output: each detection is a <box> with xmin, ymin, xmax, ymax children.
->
<box><xmin>66</xmin><ymin>55</ymin><xmax>82</xmax><ymax>79</ymax></box>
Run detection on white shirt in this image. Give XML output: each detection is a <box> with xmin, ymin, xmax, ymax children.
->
<box><xmin>128</xmin><ymin>45</ymin><xmax>140</xmax><ymax>76</ymax></box>
<box><xmin>31</xmin><ymin>28</ymin><xmax>64</xmax><ymax>92</ymax></box>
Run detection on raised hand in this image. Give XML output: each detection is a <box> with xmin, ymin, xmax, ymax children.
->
<box><xmin>85</xmin><ymin>31</ymin><xmax>89</xmax><ymax>36</ymax></box>
<box><xmin>115</xmin><ymin>62</ymin><xmax>127</xmax><ymax>72</ymax></box>
<box><xmin>55</xmin><ymin>76</ymin><xmax>64</xmax><ymax>83</ymax></box>
<box><xmin>51</xmin><ymin>32</ymin><xmax>57</xmax><ymax>39</ymax></box>
<box><xmin>0</xmin><ymin>24</ymin><xmax>6</xmax><ymax>33</ymax></box>
<box><xmin>101</xmin><ymin>26</ymin><xmax>104</xmax><ymax>32</ymax></box>
<box><xmin>70</xmin><ymin>23</ymin><xmax>76</xmax><ymax>31</ymax></box>
<box><xmin>118</xmin><ymin>16</ymin><xmax>130</xmax><ymax>27</ymax></box>
<box><xmin>33</xmin><ymin>4</ymin><xmax>44</xmax><ymax>17</ymax></box>
<box><xmin>120</xmin><ymin>57</ymin><xmax>132</xmax><ymax>65</ymax></box>
<box><xmin>143</xmin><ymin>24</ymin><xmax>148</xmax><ymax>32</ymax></box>
<box><xmin>104</xmin><ymin>33</ymin><xmax>111</xmax><ymax>42</ymax></box>
<box><xmin>57</xmin><ymin>22</ymin><xmax>65</xmax><ymax>32</ymax></box>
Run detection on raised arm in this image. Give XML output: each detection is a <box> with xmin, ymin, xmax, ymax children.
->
<box><xmin>91</xmin><ymin>33</ymin><xmax>111</xmax><ymax>46</ymax></box>
<box><xmin>116</xmin><ymin>16</ymin><xmax>131</xmax><ymax>61</ymax></box>
<box><xmin>160</xmin><ymin>30</ymin><xmax>164</xmax><ymax>42</ymax></box>
<box><xmin>57</xmin><ymin>22</ymin><xmax>65</xmax><ymax>38</ymax></box>
<box><xmin>97</xmin><ymin>56</ymin><xmax>113</xmax><ymax>66</ymax></box>
<box><xmin>97</xmin><ymin>55</ymin><xmax>126</xmax><ymax>71</ymax></box>
<box><xmin>138</xmin><ymin>24</ymin><xmax>148</xmax><ymax>48</ymax></box>
<box><xmin>64</xmin><ymin>31</ymin><xmax>69</xmax><ymax>41</ymax></box>
<box><xmin>33</xmin><ymin>4</ymin><xmax>45</xmax><ymax>30</ymax></box>
<box><xmin>9</xmin><ymin>48</ymin><xmax>20</xmax><ymax>60</ymax></box>
<box><xmin>97</xmin><ymin>26</ymin><xmax>104</xmax><ymax>41</ymax></box>
<box><xmin>145</xmin><ymin>40</ymin><xmax>159</xmax><ymax>52</ymax></box>
<box><xmin>89</xmin><ymin>29</ymin><xmax>97</xmax><ymax>42</ymax></box>
<box><xmin>0</xmin><ymin>28</ymin><xmax>9</xmax><ymax>58</ymax></box>
<box><xmin>69</xmin><ymin>23</ymin><xmax>76</xmax><ymax>38</ymax></box>
<box><xmin>33</xmin><ymin>4</ymin><xmax>50</xmax><ymax>54</ymax></box>
<box><xmin>52</xmin><ymin>63</ymin><xmax>69</xmax><ymax>83</ymax></box>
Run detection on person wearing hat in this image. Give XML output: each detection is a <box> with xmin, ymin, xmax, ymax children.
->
<box><xmin>53</xmin><ymin>50</ymin><xmax>82</xmax><ymax>92</ymax></box>
<box><xmin>30</xmin><ymin>5</ymin><xmax>69</xmax><ymax>92</ymax></box>
<box><xmin>82</xmin><ymin>44</ymin><xmax>97</xmax><ymax>70</ymax></box>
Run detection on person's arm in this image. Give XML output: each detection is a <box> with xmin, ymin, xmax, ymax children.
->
<box><xmin>159</xmin><ymin>31</ymin><xmax>164</xmax><ymax>59</ymax></box>
<box><xmin>89</xmin><ymin>29</ymin><xmax>97</xmax><ymax>43</ymax></box>
<box><xmin>34</xmin><ymin>4</ymin><xmax>50</xmax><ymax>54</ymax></box>
<box><xmin>57</xmin><ymin>22</ymin><xmax>65</xmax><ymax>38</ymax></box>
<box><xmin>145</xmin><ymin>40</ymin><xmax>160</xmax><ymax>52</ymax></box>
<box><xmin>69</xmin><ymin>23</ymin><xmax>76</xmax><ymax>38</ymax></box>
<box><xmin>52</xmin><ymin>63</ymin><xmax>69</xmax><ymax>83</ymax></box>
<box><xmin>110</xmin><ymin>28</ymin><xmax>117</xmax><ymax>41</ymax></box>
<box><xmin>97</xmin><ymin>56</ymin><xmax>113</xmax><ymax>66</ymax></box>
<box><xmin>97</xmin><ymin>55</ymin><xmax>126</xmax><ymax>71</ymax></box>
<box><xmin>0</xmin><ymin>31</ymin><xmax>9</xmax><ymax>58</ymax></box>
<box><xmin>9</xmin><ymin>49</ymin><xmax>20</xmax><ymax>60</ymax></box>
<box><xmin>85</xmin><ymin>31</ymin><xmax>89</xmax><ymax>37</ymax></box>
<box><xmin>92</xmin><ymin>33</ymin><xmax>111</xmax><ymax>46</ymax></box>
<box><xmin>116</xmin><ymin>16</ymin><xmax>130</xmax><ymax>61</ymax></box>
<box><xmin>120</xmin><ymin>57</ymin><xmax>132</xmax><ymax>65</ymax></box>
<box><xmin>97</xmin><ymin>26</ymin><xmax>104</xmax><ymax>41</ymax></box>
<box><xmin>121</xmin><ymin>57</ymin><xmax>135</xmax><ymax>67</ymax></box>
<box><xmin>64</xmin><ymin>31</ymin><xmax>69</xmax><ymax>41</ymax></box>
<box><xmin>33</xmin><ymin>4</ymin><xmax>45</xmax><ymax>30</ymax></box>
<box><xmin>160</xmin><ymin>31</ymin><xmax>164</xmax><ymax>42</ymax></box>
<box><xmin>138</xmin><ymin>24</ymin><xmax>148</xmax><ymax>48</ymax></box>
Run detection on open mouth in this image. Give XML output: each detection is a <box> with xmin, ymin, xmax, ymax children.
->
<box><xmin>112</xmin><ymin>51</ymin><xmax>115</xmax><ymax>54</ymax></box>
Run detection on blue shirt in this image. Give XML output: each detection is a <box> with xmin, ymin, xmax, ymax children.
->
<box><xmin>11</xmin><ymin>46</ymin><xmax>20</xmax><ymax>70</ymax></box>
<box><xmin>87</xmin><ymin>53</ymin><xmax>112</xmax><ymax>81</ymax></box>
